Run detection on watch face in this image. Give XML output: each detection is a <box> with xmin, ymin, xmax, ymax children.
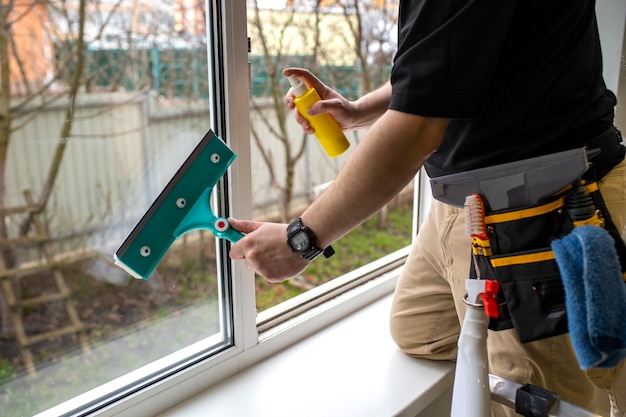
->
<box><xmin>290</xmin><ymin>231</ymin><xmax>310</xmax><ymax>251</ymax></box>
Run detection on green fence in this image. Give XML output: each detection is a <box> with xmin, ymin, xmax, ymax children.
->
<box><xmin>58</xmin><ymin>45</ymin><xmax>372</xmax><ymax>100</ymax></box>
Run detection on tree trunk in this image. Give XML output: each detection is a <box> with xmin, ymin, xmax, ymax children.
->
<box><xmin>0</xmin><ymin>1</ymin><xmax>14</xmax><ymax>337</ymax></box>
<box><xmin>19</xmin><ymin>0</ymin><xmax>87</xmax><ymax>237</ymax></box>
<box><xmin>0</xmin><ymin>2</ymin><xmax>15</xmax><ymax>267</ymax></box>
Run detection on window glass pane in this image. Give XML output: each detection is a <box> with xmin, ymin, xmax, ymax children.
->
<box><xmin>247</xmin><ymin>1</ymin><xmax>406</xmax><ymax>312</ymax></box>
<box><xmin>0</xmin><ymin>2</ymin><xmax>231</xmax><ymax>415</ymax></box>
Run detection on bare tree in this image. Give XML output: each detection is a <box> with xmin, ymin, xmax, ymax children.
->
<box><xmin>247</xmin><ymin>0</ymin><xmax>397</xmax><ymax>223</ymax></box>
<box><xmin>0</xmin><ymin>0</ymin><xmax>214</xmax><ymax>364</ymax></box>
<box><xmin>0</xmin><ymin>0</ymin><xmax>91</xmax><ymax>341</ymax></box>
<box><xmin>0</xmin><ymin>1</ymin><xmax>76</xmax><ymax>265</ymax></box>
<box><xmin>339</xmin><ymin>0</ymin><xmax>397</xmax><ymax>227</ymax></box>
<box><xmin>248</xmin><ymin>0</ymin><xmax>310</xmax><ymax>222</ymax></box>
<box><xmin>2</xmin><ymin>0</ymin><xmax>197</xmax><ymax>241</ymax></box>
<box><xmin>340</xmin><ymin>0</ymin><xmax>396</xmax><ymax>93</ymax></box>
<box><xmin>0</xmin><ymin>0</ymin><xmax>98</xmax><ymax>342</ymax></box>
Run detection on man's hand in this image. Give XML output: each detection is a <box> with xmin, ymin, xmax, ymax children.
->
<box><xmin>284</xmin><ymin>67</ymin><xmax>391</xmax><ymax>133</ymax></box>
<box><xmin>283</xmin><ymin>67</ymin><xmax>357</xmax><ymax>133</ymax></box>
<box><xmin>229</xmin><ymin>219</ymin><xmax>311</xmax><ymax>283</ymax></box>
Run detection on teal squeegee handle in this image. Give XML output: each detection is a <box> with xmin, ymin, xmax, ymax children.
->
<box><xmin>173</xmin><ymin>187</ymin><xmax>243</xmax><ymax>243</ymax></box>
<box><xmin>114</xmin><ymin>130</ymin><xmax>243</xmax><ymax>280</ymax></box>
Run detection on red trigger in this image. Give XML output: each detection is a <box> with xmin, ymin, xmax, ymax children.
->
<box><xmin>480</xmin><ymin>280</ymin><xmax>500</xmax><ymax>318</ymax></box>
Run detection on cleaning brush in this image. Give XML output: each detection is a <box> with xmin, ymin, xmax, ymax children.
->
<box><xmin>465</xmin><ymin>193</ymin><xmax>488</xmax><ymax>240</ymax></box>
<box><xmin>465</xmin><ymin>193</ymin><xmax>488</xmax><ymax>279</ymax></box>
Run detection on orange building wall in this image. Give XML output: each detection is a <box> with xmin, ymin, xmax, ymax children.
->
<box><xmin>7</xmin><ymin>2</ymin><xmax>55</xmax><ymax>96</ymax></box>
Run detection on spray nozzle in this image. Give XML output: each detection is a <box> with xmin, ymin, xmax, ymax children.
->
<box><xmin>287</xmin><ymin>74</ymin><xmax>308</xmax><ymax>97</ymax></box>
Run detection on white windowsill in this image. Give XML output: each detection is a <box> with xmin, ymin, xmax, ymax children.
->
<box><xmin>158</xmin><ymin>294</ymin><xmax>455</xmax><ymax>417</ymax></box>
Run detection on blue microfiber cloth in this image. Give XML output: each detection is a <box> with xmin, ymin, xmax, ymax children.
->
<box><xmin>551</xmin><ymin>225</ymin><xmax>626</xmax><ymax>370</ymax></box>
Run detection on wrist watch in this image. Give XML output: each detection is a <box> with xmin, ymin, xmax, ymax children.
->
<box><xmin>286</xmin><ymin>218</ymin><xmax>335</xmax><ymax>261</ymax></box>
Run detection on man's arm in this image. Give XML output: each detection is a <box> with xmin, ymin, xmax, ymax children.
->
<box><xmin>300</xmin><ymin>110</ymin><xmax>447</xmax><ymax>248</ymax></box>
<box><xmin>348</xmin><ymin>81</ymin><xmax>392</xmax><ymax>130</ymax></box>
<box><xmin>230</xmin><ymin>110</ymin><xmax>448</xmax><ymax>282</ymax></box>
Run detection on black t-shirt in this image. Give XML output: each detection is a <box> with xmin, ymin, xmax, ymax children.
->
<box><xmin>389</xmin><ymin>0</ymin><xmax>617</xmax><ymax>178</ymax></box>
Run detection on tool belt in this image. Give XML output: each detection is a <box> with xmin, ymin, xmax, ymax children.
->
<box><xmin>431</xmin><ymin>133</ymin><xmax>626</xmax><ymax>343</ymax></box>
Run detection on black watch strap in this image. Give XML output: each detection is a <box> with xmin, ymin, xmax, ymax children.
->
<box><xmin>302</xmin><ymin>245</ymin><xmax>335</xmax><ymax>261</ymax></box>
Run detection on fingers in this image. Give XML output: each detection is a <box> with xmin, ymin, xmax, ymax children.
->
<box><xmin>228</xmin><ymin>218</ymin><xmax>261</xmax><ymax>234</ymax></box>
<box><xmin>284</xmin><ymin>93</ymin><xmax>314</xmax><ymax>134</ymax></box>
<box><xmin>283</xmin><ymin>67</ymin><xmax>352</xmax><ymax>134</ymax></box>
<box><xmin>283</xmin><ymin>68</ymin><xmax>321</xmax><ymax>134</ymax></box>
<box><xmin>283</xmin><ymin>67</ymin><xmax>324</xmax><ymax>91</ymax></box>
<box><xmin>295</xmin><ymin>110</ymin><xmax>314</xmax><ymax>134</ymax></box>
<box><xmin>228</xmin><ymin>221</ymin><xmax>311</xmax><ymax>282</ymax></box>
<box><xmin>228</xmin><ymin>219</ymin><xmax>256</xmax><ymax>261</ymax></box>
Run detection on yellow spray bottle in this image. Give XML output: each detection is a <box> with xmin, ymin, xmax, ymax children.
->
<box><xmin>287</xmin><ymin>74</ymin><xmax>350</xmax><ymax>158</ymax></box>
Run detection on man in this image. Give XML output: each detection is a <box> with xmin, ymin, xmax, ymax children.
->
<box><xmin>230</xmin><ymin>0</ymin><xmax>626</xmax><ymax>415</ymax></box>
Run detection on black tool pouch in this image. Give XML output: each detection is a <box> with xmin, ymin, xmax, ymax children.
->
<box><xmin>481</xmin><ymin>181</ymin><xmax>626</xmax><ymax>342</ymax></box>
<box><xmin>432</xmin><ymin>147</ymin><xmax>626</xmax><ymax>343</ymax></box>
<box><xmin>477</xmin><ymin>194</ymin><xmax>577</xmax><ymax>342</ymax></box>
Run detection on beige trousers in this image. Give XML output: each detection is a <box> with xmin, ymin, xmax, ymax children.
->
<box><xmin>389</xmin><ymin>158</ymin><xmax>626</xmax><ymax>416</ymax></box>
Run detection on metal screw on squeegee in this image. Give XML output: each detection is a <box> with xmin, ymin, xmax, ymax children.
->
<box><xmin>176</xmin><ymin>198</ymin><xmax>187</xmax><ymax>208</ymax></box>
<box><xmin>210</xmin><ymin>153</ymin><xmax>220</xmax><ymax>163</ymax></box>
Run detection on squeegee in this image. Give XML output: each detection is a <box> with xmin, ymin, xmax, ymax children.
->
<box><xmin>114</xmin><ymin>130</ymin><xmax>243</xmax><ymax>280</ymax></box>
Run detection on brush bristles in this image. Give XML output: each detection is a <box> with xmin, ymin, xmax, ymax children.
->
<box><xmin>464</xmin><ymin>193</ymin><xmax>487</xmax><ymax>239</ymax></box>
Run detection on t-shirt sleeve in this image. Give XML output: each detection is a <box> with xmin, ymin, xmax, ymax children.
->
<box><xmin>389</xmin><ymin>0</ymin><xmax>517</xmax><ymax>119</ymax></box>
